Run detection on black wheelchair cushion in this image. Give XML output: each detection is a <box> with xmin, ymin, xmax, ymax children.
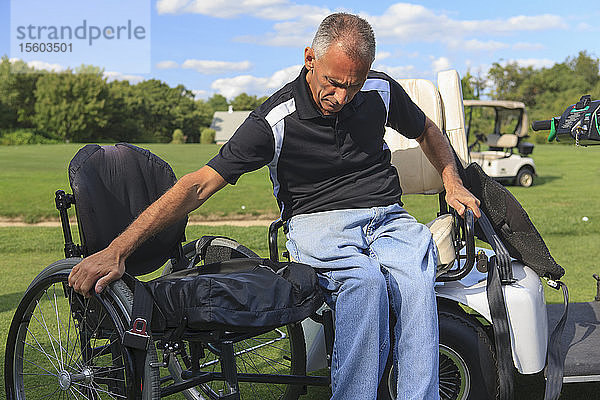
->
<box><xmin>146</xmin><ymin>258</ymin><xmax>323</xmax><ymax>331</ymax></box>
<box><xmin>69</xmin><ymin>143</ymin><xmax>187</xmax><ymax>276</ymax></box>
<box><xmin>464</xmin><ymin>163</ymin><xmax>564</xmax><ymax>280</ymax></box>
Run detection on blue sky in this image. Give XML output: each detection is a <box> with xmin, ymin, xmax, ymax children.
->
<box><xmin>2</xmin><ymin>0</ymin><xmax>599</xmax><ymax>100</ymax></box>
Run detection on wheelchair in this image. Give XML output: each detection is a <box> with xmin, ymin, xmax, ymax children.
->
<box><xmin>4</xmin><ymin>137</ymin><xmax>477</xmax><ymax>400</ymax></box>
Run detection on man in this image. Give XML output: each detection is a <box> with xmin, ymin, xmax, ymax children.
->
<box><xmin>69</xmin><ymin>13</ymin><xmax>480</xmax><ymax>399</ymax></box>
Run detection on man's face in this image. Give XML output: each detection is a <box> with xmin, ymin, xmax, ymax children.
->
<box><xmin>304</xmin><ymin>43</ymin><xmax>370</xmax><ymax>115</ymax></box>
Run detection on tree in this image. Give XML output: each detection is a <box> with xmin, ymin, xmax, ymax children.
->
<box><xmin>171</xmin><ymin>128</ymin><xmax>185</xmax><ymax>144</ymax></box>
<box><xmin>568</xmin><ymin>51</ymin><xmax>600</xmax><ymax>89</ymax></box>
<box><xmin>104</xmin><ymin>80</ymin><xmax>145</xmax><ymax>141</ymax></box>
<box><xmin>0</xmin><ymin>57</ymin><xmax>43</xmax><ymax>129</ymax></box>
<box><xmin>230</xmin><ymin>93</ymin><xmax>262</xmax><ymax>111</ymax></box>
<box><xmin>461</xmin><ymin>71</ymin><xmax>487</xmax><ymax>100</ymax></box>
<box><xmin>487</xmin><ymin>61</ymin><xmax>535</xmax><ymax>102</ymax></box>
<box><xmin>206</xmin><ymin>94</ymin><xmax>229</xmax><ymax>112</ymax></box>
<box><xmin>34</xmin><ymin>69</ymin><xmax>108</xmax><ymax>142</ymax></box>
<box><xmin>200</xmin><ymin>128</ymin><xmax>215</xmax><ymax>144</ymax></box>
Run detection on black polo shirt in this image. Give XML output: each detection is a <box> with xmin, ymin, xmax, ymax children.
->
<box><xmin>207</xmin><ymin>67</ymin><xmax>426</xmax><ymax>220</ymax></box>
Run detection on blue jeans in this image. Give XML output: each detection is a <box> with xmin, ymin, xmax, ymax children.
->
<box><xmin>286</xmin><ymin>204</ymin><xmax>439</xmax><ymax>400</ymax></box>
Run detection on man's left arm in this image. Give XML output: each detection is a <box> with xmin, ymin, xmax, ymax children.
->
<box><xmin>416</xmin><ymin>116</ymin><xmax>481</xmax><ymax>218</ymax></box>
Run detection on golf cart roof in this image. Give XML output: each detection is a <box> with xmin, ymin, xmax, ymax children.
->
<box><xmin>463</xmin><ymin>99</ymin><xmax>526</xmax><ymax>110</ymax></box>
<box><xmin>463</xmin><ymin>99</ymin><xmax>528</xmax><ymax>137</ymax></box>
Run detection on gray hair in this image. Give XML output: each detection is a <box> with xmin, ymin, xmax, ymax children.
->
<box><xmin>311</xmin><ymin>13</ymin><xmax>376</xmax><ymax>65</ymax></box>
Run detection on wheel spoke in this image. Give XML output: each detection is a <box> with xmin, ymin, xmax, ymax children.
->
<box><xmin>52</xmin><ymin>284</ymin><xmax>66</xmax><ymax>369</ymax></box>
<box><xmin>17</xmin><ymin>354</ymin><xmax>58</xmax><ymax>377</ymax></box>
<box><xmin>36</xmin><ymin>294</ymin><xmax>62</xmax><ymax>369</ymax></box>
<box><xmin>22</xmin><ymin>329</ymin><xmax>60</xmax><ymax>373</ymax></box>
<box><xmin>38</xmin><ymin>386</ymin><xmax>62</xmax><ymax>400</ymax></box>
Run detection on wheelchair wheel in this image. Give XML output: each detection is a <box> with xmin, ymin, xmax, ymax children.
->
<box><xmin>164</xmin><ymin>237</ymin><xmax>308</xmax><ymax>400</ymax></box>
<box><xmin>4</xmin><ymin>260</ymin><xmax>160</xmax><ymax>400</ymax></box>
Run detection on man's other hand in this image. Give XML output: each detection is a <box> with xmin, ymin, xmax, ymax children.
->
<box><xmin>445</xmin><ymin>183</ymin><xmax>481</xmax><ymax>219</ymax></box>
<box><xmin>68</xmin><ymin>247</ymin><xmax>125</xmax><ymax>297</ymax></box>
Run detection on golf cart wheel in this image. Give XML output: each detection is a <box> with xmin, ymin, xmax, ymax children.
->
<box><xmin>378</xmin><ymin>311</ymin><xmax>497</xmax><ymax>400</ymax></box>
<box><xmin>438</xmin><ymin>311</ymin><xmax>497</xmax><ymax>399</ymax></box>
<box><xmin>516</xmin><ymin>167</ymin><xmax>534</xmax><ymax>187</ymax></box>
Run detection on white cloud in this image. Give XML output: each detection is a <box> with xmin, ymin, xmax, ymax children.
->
<box><xmin>504</xmin><ymin>15</ymin><xmax>566</xmax><ymax>31</ymax></box>
<box><xmin>374</xmin><ymin>64</ymin><xmax>416</xmax><ymax>80</ymax></box>
<box><xmin>431</xmin><ymin>56</ymin><xmax>452</xmax><ymax>73</ymax></box>
<box><xmin>156</xmin><ymin>0</ymin><xmax>192</xmax><ymax>15</ymax></box>
<box><xmin>182</xmin><ymin>59</ymin><xmax>252</xmax><ymax>74</ymax></box>
<box><xmin>211</xmin><ymin>64</ymin><xmax>302</xmax><ymax>99</ymax></box>
<box><xmin>192</xmin><ymin>89</ymin><xmax>209</xmax><ymax>99</ymax></box>
<box><xmin>576</xmin><ymin>22</ymin><xmax>593</xmax><ymax>31</ymax></box>
<box><xmin>458</xmin><ymin>39</ymin><xmax>509</xmax><ymax>52</ymax></box>
<box><xmin>9</xmin><ymin>58</ymin><xmax>67</xmax><ymax>72</ymax></box>
<box><xmin>156</xmin><ymin>60</ymin><xmax>180</xmax><ymax>70</ymax></box>
<box><xmin>512</xmin><ymin>42</ymin><xmax>545</xmax><ymax>51</ymax></box>
<box><xmin>501</xmin><ymin>58</ymin><xmax>555</xmax><ymax>69</ymax></box>
<box><xmin>375</xmin><ymin>51</ymin><xmax>392</xmax><ymax>62</ymax></box>
<box><xmin>104</xmin><ymin>71</ymin><xmax>145</xmax><ymax>83</ymax></box>
<box><xmin>234</xmin><ymin>13</ymin><xmax>328</xmax><ymax>47</ymax></box>
<box><xmin>365</xmin><ymin>4</ymin><xmax>566</xmax><ymax>45</ymax></box>
<box><xmin>157</xmin><ymin>0</ymin><xmax>328</xmax><ymax>20</ymax></box>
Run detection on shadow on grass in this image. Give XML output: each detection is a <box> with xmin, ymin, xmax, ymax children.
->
<box><xmin>497</xmin><ymin>175</ymin><xmax>560</xmax><ymax>188</ymax></box>
<box><xmin>532</xmin><ymin>175</ymin><xmax>561</xmax><ymax>186</ymax></box>
<box><xmin>0</xmin><ymin>291</ymin><xmax>24</xmax><ymax>313</ymax></box>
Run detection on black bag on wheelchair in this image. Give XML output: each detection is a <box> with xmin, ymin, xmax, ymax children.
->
<box><xmin>147</xmin><ymin>257</ymin><xmax>324</xmax><ymax>332</ymax></box>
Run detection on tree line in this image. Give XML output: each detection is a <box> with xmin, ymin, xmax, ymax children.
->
<box><xmin>1</xmin><ymin>52</ymin><xmax>599</xmax><ymax>145</ymax></box>
<box><xmin>0</xmin><ymin>56</ymin><xmax>267</xmax><ymax>144</ymax></box>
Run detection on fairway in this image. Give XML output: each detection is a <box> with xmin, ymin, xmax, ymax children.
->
<box><xmin>0</xmin><ymin>144</ymin><xmax>279</xmax><ymax>223</ymax></box>
<box><xmin>1</xmin><ymin>142</ymin><xmax>600</xmax><ymax>398</ymax></box>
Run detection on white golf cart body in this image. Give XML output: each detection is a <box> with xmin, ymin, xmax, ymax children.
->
<box><xmin>302</xmin><ymin>70</ymin><xmax>549</xmax><ymax>376</ymax></box>
<box><xmin>465</xmin><ymin>100</ymin><xmax>536</xmax><ymax>186</ymax></box>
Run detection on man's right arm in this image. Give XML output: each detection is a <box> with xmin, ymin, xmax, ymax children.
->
<box><xmin>68</xmin><ymin>165</ymin><xmax>227</xmax><ymax>296</ymax></box>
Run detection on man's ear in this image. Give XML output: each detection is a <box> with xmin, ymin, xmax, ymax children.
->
<box><xmin>304</xmin><ymin>47</ymin><xmax>315</xmax><ymax>70</ymax></box>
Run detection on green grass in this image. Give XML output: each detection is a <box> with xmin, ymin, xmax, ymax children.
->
<box><xmin>0</xmin><ymin>143</ymin><xmax>279</xmax><ymax>222</ymax></box>
<box><xmin>1</xmin><ymin>143</ymin><xmax>600</xmax><ymax>398</ymax></box>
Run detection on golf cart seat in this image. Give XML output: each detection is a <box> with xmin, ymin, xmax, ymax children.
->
<box><xmin>487</xmin><ymin>133</ymin><xmax>519</xmax><ymax>149</ymax></box>
<box><xmin>384</xmin><ymin>69</ymin><xmax>474</xmax><ymax>278</ymax></box>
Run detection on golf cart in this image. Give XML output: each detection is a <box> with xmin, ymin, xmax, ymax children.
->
<box><xmin>465</xmin><ymin>100</ymin><xmax>537</xmax><ymax>187</ymax></box>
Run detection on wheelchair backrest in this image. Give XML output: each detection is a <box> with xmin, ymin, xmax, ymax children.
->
<box><xmin>68</xmin><ymin>143</ymin><xmax>187</xmax><ymax>276</ymax></box>
<box><xmin>384</xmin><ymin>69</ymin><xmax>470</xmax><ymax>195</ymax></box>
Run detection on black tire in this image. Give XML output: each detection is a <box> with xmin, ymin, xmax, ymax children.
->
<box><xmin>515</xmin><ymin>167</ymin><xmax>534</xmax><ymax>187</ymax></box>
<box><xmin>379</xmin><ymin>311</ymin><xmax>498</xmax><ymax>400</ymax></box>
<box><xmin>4</xmin><ymin>260</ymin><xmax>160</xmax><ymax>400</ymax></box>
<box><xmin>164</xmin><ymin>236</ymin><xmax>308</xmax><ymax>400</ymax></box>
